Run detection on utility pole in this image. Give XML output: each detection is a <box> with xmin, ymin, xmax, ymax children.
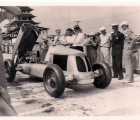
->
<box><xmin>68</xmin><ymin>10</ymin><xmax>69</xmax><ymax>28</ymax></box>
<box><xmin>75</xmin><ymin>21</ymin><xmax>81</xmax><ymax>25</ymax></box>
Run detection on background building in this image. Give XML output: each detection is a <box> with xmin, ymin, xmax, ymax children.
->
<box><xmin>1</xmin><ymin>6</ymin><xmax>49</xmax><ymax>53</ymax></box>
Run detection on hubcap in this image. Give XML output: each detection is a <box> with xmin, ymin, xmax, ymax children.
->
<box><xmin>94</xmin><ymin>68</ymin><xmax>105</xmax><ymax>82</ymax></box>
<box><xmin>44</xmin><ymin>71</ymin><xmax>57</xmax><ymax>92</ymax></box>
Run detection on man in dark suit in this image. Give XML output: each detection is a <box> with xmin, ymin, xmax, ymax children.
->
<box><xmin>111</xmin><ymin>23</ymin><xmax>124</xmax><ymax>80</ymax></box>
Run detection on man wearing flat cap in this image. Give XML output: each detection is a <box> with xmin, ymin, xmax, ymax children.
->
<box><xmin>120</xmin><ymin>21</ymin><xmax>138</xmax><ymax>83</ymax></box>
<box><xmin>111</xmin><ymin>23</ymin><xmax>124</xmax><ymax>80</ymax></box>
<box><xmin>53</xmin><ymin>29</ymin><xmax>66</xmax><ymax>45</ymax></box>
<box><xmin>99</xmin><ymin>26</ymin><xmax>111</xmax><ymax>65</ymax></box>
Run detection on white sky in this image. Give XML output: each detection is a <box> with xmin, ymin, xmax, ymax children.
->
<box><xmin>1</xmin><ymin>6</ymin><xmax>140</xmax><ymax>36</ymax></box>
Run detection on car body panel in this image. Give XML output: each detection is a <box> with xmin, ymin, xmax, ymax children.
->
<box><xmin>18</xmin><ymin>64</ymin><xmax>47</xmax><ymax>78</ymax></box>
<box><xmin>50</xmin><ymin>45</ymin><xmax>85</xmax><ymax>56</ymax></box>
<box><xmin>12</xmin><ymin>23</ymin><xmax>40</xmax><ymax>60</ymax></box>
<box><xmin>17</xmin><ymin>62</ymin><xmax>94</xmax><ymax>84</ymax></box>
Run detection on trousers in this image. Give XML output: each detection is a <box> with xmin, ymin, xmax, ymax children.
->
<box><xmin>124</xmin><ymin>48</ymin><xmax>134</xmax><ymax>81</ymax></box>
<box><xmin>44</xmin><ymin>46</ymin><xmax>54</xmax><ymax>62</ymax></box>
<box><xmin>112</xmin><ymin>54</ymin><xmax>123</xmax><ymax>78</ymax></box>
<box><xmin>100</xmin><ymin>47</ymin><xmax>110</xmax><ymax>65</ymax></box>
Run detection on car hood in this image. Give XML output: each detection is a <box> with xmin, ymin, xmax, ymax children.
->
<box><xmin>12</xmin><ymin>23</ymin><xmax>40</xmax><ymax>59</ymax></box>
<box><xmin>51</xmin><ymin>45</ymin><xmax>86</xmax><ymax>57</ymax></box>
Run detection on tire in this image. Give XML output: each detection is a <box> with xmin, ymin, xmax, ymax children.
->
<box><xmin>43</xmin><ymin>64</ymin><xmax>65</xmax><ymax>98</ymax></box>
<box><xmin>4</xmin><ymin>59</ymin><xmax>16</xmax><ymax>82</ymax></box>
<box><xmin>92</xmin><ymin>61</ymin><xmax>112</xmax><ymax>88</ymax></box>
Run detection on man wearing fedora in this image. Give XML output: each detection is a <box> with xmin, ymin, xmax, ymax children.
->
<box><xmin>120</xmin><ymin>21</ymin><xmax>138</xmax><ymax>83</ymax></box>
<box><xmin>111</xmin><ymin>23</ymin><xmax>124</xmax><ymax>80</ymax></box>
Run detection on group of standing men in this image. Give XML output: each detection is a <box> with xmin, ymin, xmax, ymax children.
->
<box><xmin>99</xmin><ymin>22</ymin><xmax>138</xmax><ymax>83</ymax></box>
<box><xmin>43</xmin><ymin>22</ymin><xmax>138</xmax><ymax>84</ymax></box>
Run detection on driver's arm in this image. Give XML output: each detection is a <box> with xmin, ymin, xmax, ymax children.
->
<box><xmin>53</xmin><ymin>36</ymin><xmax>59</xmax><ymax>45</ymax></box>
<box><xmin>73</xmin><ymin>33</ymin><xmax>84</xmax><ymax>45</ymax></box>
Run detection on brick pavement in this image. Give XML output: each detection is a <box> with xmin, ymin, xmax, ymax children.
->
<box><xmin>3</xmin><ymin>53</ymin><xmax>140</xmax><ymax>116</ymax></box>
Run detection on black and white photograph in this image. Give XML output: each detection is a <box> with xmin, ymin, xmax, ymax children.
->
<box><xmin>1</xmin><ymin>1</ymin><xmax>140</xmax><ymax>117</ymax></box>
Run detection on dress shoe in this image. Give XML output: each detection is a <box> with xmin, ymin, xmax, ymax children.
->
<box><xmin>118</xmin><ymin>78</ymin><xmax>123</xmax><ymax>80</ymax></box>
<box><xmin>123</xmin><ymin>80</ymin><xmax>133</xmax><ymax>83</ymax></box>
<box><xmin>127</xmin><ymin>81</ymin><xmax>134</xmax><ymax>83</ymax></box>
<box><xmin>118</xmin><ymin>76</ymin><xmax>123</xmax><ymax>80</ymax></box>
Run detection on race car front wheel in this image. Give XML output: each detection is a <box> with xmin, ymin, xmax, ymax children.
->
<box><xmin>4</xmin><ymin>59</ymin><xmax>16</xmax><ymax>82</ymax></box>
<box><xmin>43</xmin><ymin>64</ymin><xmax>65</xmax><ymax>98</ymax></box>
<box><xmin>92</xmin><ymin>61</ymin><xmax>112</xmax><ymax>88</ymax></box>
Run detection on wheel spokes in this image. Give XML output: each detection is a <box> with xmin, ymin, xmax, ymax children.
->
<box><xmin>44</xmin><ymin>71</ymin><xmax>57</xmax><ymax>92</ymax></box>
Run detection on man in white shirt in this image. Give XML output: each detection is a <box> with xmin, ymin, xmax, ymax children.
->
<box><xmin>99</xmin><ymin>26</ymin><xmax>111</xmax><ymax>65</ymax></box>
<box><xmin>65</xmin><ymin>28</ymin><xmax>75</xmax><ymax>45</ymax></box>
<box><xmin>42</xmin><ymin>29</ymin><xmax>67</xmax><ymax>63</ymax></box>
<box><xmin>53</xmin><ymin>29</ymin><xmax>66</xmax><ymax>45</ymax></box>
<box><xmin>71</xmin><ymin>25</ymin><xmax>85</xmax><ymax>52</ymax></box>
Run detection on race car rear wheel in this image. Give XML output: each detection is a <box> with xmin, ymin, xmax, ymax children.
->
<box><xmin>92</xmin><ymin>61</ymin><xmax>112</xmax><ymax>88</ymax></box>
<box><xmin>43</xmin><ymin>64</ymin><xmax>65</xmax><ymax>98</ymax></box>
<box><xmin>4</xmin><ymin>59</ymin><xmax>16</xmax><ymax>82</ymax></box>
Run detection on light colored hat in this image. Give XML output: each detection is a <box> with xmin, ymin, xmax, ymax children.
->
<box><xmin>99</xmin><ymin>26</ymin><xmax>106</xmax><ymax>31</ymax></box>
<box><xmin>55</xmin><ymin>29</ymin><xmax>61</xmax><ymax>33</ymax></box>
<box><xmin>112</xmin><ymin>23</ymin><xmax>119</xmax><ymax>28</ymax></box>
<box><xmin>90</xmin><ymin>31</ymin><xmax>96</xmax><ymax>36</ymax></box>
<box><xmin>120</xmin><ymin>21</ymin><xmax>129</xmax><ymax>27</ymax></box>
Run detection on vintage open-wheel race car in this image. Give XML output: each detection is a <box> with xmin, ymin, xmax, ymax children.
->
<box><xmin>4</xmin><ymin>23</ymin><xmax>112</xmax><ymax>98</ymax></box>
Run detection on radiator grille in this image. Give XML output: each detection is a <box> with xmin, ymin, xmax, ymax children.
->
<box><xmin>76</xmin><ymin>56</ymin><xmax>86</xmax><ymax>72</ymax></box>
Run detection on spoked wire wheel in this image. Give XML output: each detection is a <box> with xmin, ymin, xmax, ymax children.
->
<box><xmin>44</xmin><ymin>71</ymin><xmax>57</xmax><ymax>93</ymax></box>
<box><xmin>43</xmin><ymin>64</ymin><xmax>65</xmax><ymax>98</ymax></box>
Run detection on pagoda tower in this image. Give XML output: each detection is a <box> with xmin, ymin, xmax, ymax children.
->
<box><xmin>2</xmin><ymin>6</ymin><xmax>49</xmax><ymax>53</ymax></box>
